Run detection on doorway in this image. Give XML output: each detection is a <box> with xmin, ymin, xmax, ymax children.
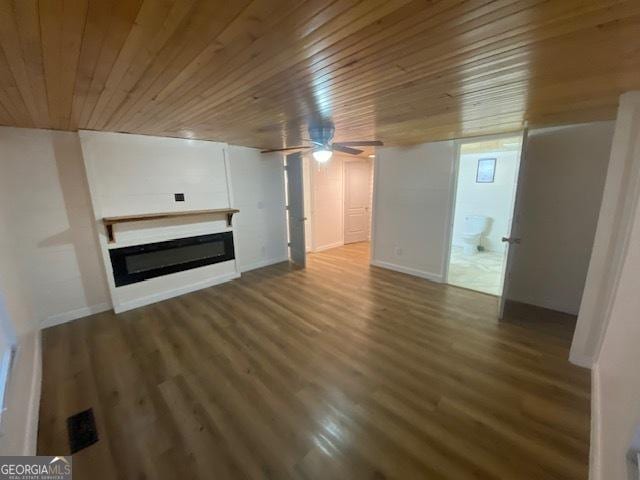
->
<box><xmin>446</xmin><ymin>135</ymin><xmax>523</xmax><ymax>295</ymax></box>
<box><xmin>304</xmin><ymin>154</ymin><xmax>374</xmax><ymax>254</ymax></box>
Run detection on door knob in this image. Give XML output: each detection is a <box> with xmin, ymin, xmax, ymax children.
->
<box><xmin>501</xmin><ymin>237</ymin><xmax>521</xmax><ymax>244</ymax></box>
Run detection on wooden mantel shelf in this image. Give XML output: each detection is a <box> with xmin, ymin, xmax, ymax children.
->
<box><xmin>102</xmin><ymin>208</ymin><xmax>239</xmax><ymax>243</ymax></box>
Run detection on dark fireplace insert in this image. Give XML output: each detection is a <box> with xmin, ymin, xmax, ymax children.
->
<box><xmin>109</xmin><ymin>232</ymin><xmax>234</xmax><ymax>287</ymax></box>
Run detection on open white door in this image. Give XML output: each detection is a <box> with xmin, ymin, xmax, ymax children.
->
<box><xmin>286</xmin><ymin>152</ymin><xmax>306</xmax><ymax>267</ymax></box>
<box><xmin>498</xmin><ymin>129</ymin><xmax>529</xmax><ymax>318</ymax></box>
<box><xmin>344</xmin><ymin>160</ymin><xmax>372</xmax><ymax>244</ymax></box>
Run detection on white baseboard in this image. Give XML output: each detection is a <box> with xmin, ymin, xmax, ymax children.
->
<box><xmin>370</xmin><ymin>259</ymin><xmax>443</xmax><ymax>283</ymax></box>
<box><xmin>114</xmin><ymin>272</ymin><xmax>241</xmax><ymax>313</ymax></box>
<box><xmin>41</xmin><ymin>302</ymin><xmax>112</xmax><ymax>329</ymax></box>
<box><xmin>239</xmin><ymin>255</ymin><xmax>289</xmax><ymax>273</ymax></box>
<box><xmin>313</xmin><ymin>241</ymin><xmax>344</xmax><ymax>253</ymax></box>
<box><xmin>569</xmin><ymin>352</ymin><xmax>594</xmax><ymax>369</ymax></box>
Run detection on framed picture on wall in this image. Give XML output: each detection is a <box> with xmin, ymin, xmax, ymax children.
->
<box><xmin>476</xmin><ymin>158</ymin><xmax>496</xmax><ymax>183</ymax></box>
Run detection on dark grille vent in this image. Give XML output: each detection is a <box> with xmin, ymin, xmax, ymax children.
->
<box><xmin>67</xmin><ymin>408</ymin><xmax>98</xmax><ymax>453</ymax></box>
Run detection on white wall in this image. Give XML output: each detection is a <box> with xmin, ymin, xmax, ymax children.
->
<box><xmin>227</xmin><ymin>146</ymin><xmax>288</xmax><ymax>271</ymax></box>
<box><xmin>592</xmin><ymin>201</ymin><xmax>640</xmax><ymax>480</ymax></box>
<box><xmin>372</xmin><ymin>141</ymin><xmax>456</xmax><ymax>282</ymax></box>
<box><xmin>310</xmin><ymin>155</ymin><xmax>345</xmax><ymax>252</ymax></box>
<box><xmin>82</xmin><ymin>132</ymin><xmax>230</xmax><ymax>217</ymax></box>
<box><xmin>0</xmin><ymin>212</ymin><xmax>33</xmax><ymax>337</ymax></box>
<box><xmin>0</xmin><ymin>126</ymin><xmax>113</xmax><ymax>455</ymax></box>
<box><xmin>0</xmin><ymin>128</ymin><xmax>110</xmax><ymax>327</ymax></box>
<box><xmin>586</xmin><ymin>93</ymin><xmax>640</xmax><ymax>480</ymax></box>
<box><xmin>571</xmin><ymin>103</ymin><xmax>640</xmax><ymax>368</ymax></box>
<box><xmin>0</xmin><ymin>202</ymin><xmax>39</xmax><ymax>457</ymax></box>
<box><xmin>452</xmin><ymin>150</ymin><xmax>519</xmax><ymax>252</ymax></box>
<box><xmin>507</xmin><ymin>122</ymin><xmax>615</xmax><ymax>315</ymax></box>
<box><xmin>371</xmin><ymin>124</ymin><xmax>611</xmax><ymax>305</ymax></box>
<box><xmin>80</xmin><ymin>131</ymin><xmax>238</xmax><ymax>313</ymax></box>
<box><xmin>0</xmin><ymin>129</ymin><xmax>289</xmax><ymax>319</ymax></box>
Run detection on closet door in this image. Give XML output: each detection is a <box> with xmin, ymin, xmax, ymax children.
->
<box><xmin>344</xmin><ymin>160</ymin><xmax>372</xmax><ymax>244</ymax></box>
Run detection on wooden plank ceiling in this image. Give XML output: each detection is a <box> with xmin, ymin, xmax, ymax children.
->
<box><xmin>0</xmin><ymin>0</ymin><xmax>639</xmax><ymax>149</ymax></box>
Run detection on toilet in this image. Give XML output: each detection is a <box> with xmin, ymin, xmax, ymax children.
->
<box><xmin>461</xmin><ymin>215</ymin><xmax>490</xmax><ymax>254</ymax></box>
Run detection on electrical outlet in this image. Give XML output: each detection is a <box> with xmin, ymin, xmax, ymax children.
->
<box><xmin>174</xmin><ymin>193</ymin><xmax>185</xmax><ymax>202</ymax></box>
<box><xmin>395</xmin><ymin>247</ymin><xmax>403</xmax><ymax>257</ymax></box>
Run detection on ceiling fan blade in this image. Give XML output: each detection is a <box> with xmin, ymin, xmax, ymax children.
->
<box><xmin>333</xmin><ymin>140</ymin><xmax>384</xmax><ymax>147</ymax></box>
<box><xmin>260</xmin><ymin>146</ymin><xmax>310</xmax><ymax>153</ymax></box>
<box><xmin>332</xmin><ymin>144</ymin><xmax>363</xmax><ymax>155</ymax></box>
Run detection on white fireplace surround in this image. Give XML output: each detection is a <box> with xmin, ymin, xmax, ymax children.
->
<box><xmin>80</xmin><ymin>131</ymin><xmax>241</xmax><ymax>313</ymax></box>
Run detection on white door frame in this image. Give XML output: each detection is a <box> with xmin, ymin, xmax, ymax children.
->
<box><xmin>442</xmin><ymin>141</ymin><xmax>462</xmax><ymax>284</ymax></box>
<box><xmin>442</xmin><ymin>130</ymin><xmax>526</xmax><ymax>296</ymax></box>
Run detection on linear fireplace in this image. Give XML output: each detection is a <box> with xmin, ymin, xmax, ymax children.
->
<box><xmin>109</xmin><ymin>232</ymin><xmax>235</xmax><ymax>287</ymax></box>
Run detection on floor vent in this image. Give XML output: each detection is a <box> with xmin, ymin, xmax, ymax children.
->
<box><xmin>67</xmin><ymin>408</ymin><xmax>98</xmax><ymax>453</ymax></box>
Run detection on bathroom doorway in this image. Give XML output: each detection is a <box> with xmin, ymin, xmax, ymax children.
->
<box><xmin>446</xmin><ymin>135</ymin><xmax>524</xmax><ymax>295</ymax></box>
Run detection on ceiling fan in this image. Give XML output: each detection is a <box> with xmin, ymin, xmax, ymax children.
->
<box><xmin>261</xmin><ymin>124</ymin><xmax>383</xmax><ymax>162</ymax></box>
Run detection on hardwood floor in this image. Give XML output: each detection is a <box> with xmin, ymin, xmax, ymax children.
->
<box><xmin>38</xmin><ymin>242</ymin><xmax>590</xmax><ymax>479</ymax></box>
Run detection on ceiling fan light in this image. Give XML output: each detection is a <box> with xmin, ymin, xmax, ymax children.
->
<box><xmin>313</xmin><ymin>148</ymin><xmax>332</xmax><ymax>163</ymax></box>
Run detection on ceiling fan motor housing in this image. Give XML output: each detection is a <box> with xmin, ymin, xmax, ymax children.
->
<box><xmin>308</xmin><ymin>124</ymin><xmax>335</xmax><ymax>147</ymax></box>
